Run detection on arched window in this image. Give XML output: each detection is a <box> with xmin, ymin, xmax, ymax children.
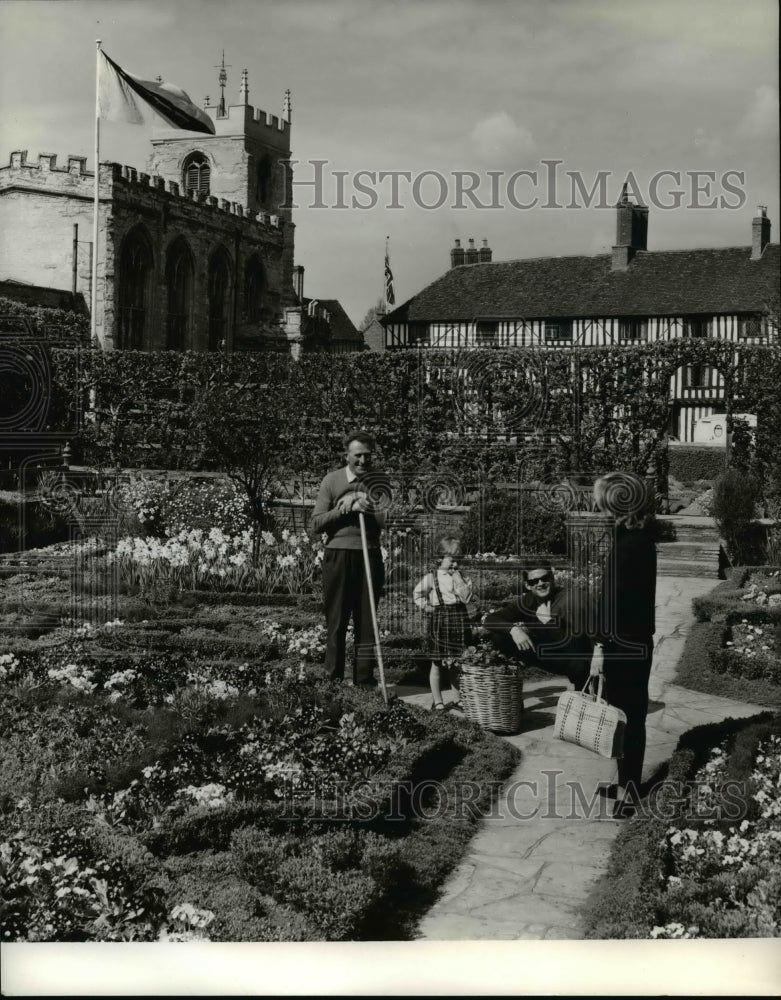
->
<box><xmin>118</xmin><ymin>226</ymin><xmax>153</xmax><ymax>350</ymax></box>
<box><xmin>208</xmin><ymin>248</ymin><xmax>232</xmax><ymax>351</ymax></box>
<box><xmin>165</xmin><ymin>239</ymin><xmax>194</xmax><ymax>350</ymax></box>
<box><xmin>245</xmin><ymin>255</ymin><xmax>266</xmax><ymax>323</ymax></box>
<box><xmin>257</xmin><ymin>156</ymin><xmax>272</xmax><ymax>206</ymax></box>
<box><xmin>182</xmin><ymin>152</ymin><xmax>210</xmax><ymax>196</ymax></box>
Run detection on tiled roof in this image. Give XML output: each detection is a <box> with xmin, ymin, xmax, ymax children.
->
<box><xmin>303</xmin><ymin>297</ymin><xmax>362</xmax><ymax>341</ymax></box>
<box><xmin>385</xmin><ymin>244</ymin><xmax>780</xmax><ymax>322</ymax></box>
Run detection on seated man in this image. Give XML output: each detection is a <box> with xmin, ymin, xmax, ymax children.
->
<box><xmin>482</xmin><ymin>561</ymin><xmax>593</xmax><ymax>688</ymax></box>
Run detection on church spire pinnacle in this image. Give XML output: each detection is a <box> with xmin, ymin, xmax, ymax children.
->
<box><xmin>283</xmin><ymin>88</ymin><xmax>292</xmax><ymax>123</ymax></box>
<box><xmin>214</xmin><ymin>50</ymin><xmax>231</xmax><ymax>117</ymax></box>
<box><xmin>240</xmin><ymin>68</ymin><xmax>249</xmax><ymax>105</ymax></box>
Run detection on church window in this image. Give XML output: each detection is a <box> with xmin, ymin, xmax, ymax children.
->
<box><xmin>208</xmin><ymin>249</ymin><xmax>232</xmax><ymax>351</ymax></box>
<box><xmin>166</xmin><ymin>239</ymin><xmax>194</xmax><ymax>349</ymax></box>
<box><xmin>245</xmin><ymin>255</ymin><xmax>266</xmax><ymax>323</ymax></box>
<box><xmin>118</xmin><ymin>228</ymin><xmax>152</xmax><ymax>350</ymax></box>
<box><xmin>257</xmin><ymin>156</ymin><xmax>272</xmax><ymax>205</ymax></box>
<box><xmin>183</xmin><ymin>152</ymin><xmax>210</xmax><ymax>196</ymax></box>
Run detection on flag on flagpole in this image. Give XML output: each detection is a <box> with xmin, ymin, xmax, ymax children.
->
<box><xmin>98</xmin><ymin>50</ymin><xmax>215</xmax><ymax>133</ymax></box>
<box><xmin>384</xmin><ymin>243</ymin><xmax>395</xmax><ymax>307</ymax></box>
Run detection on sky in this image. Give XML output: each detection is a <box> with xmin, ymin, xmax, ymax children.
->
<box><xmin>0</xmin><ymin>0</ymin><xmax>778</xmax><ymax>328</ymax></box>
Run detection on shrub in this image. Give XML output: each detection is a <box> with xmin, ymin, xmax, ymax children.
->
<box><xmin>668</xmin><ymin>445</ymin><xmax>726</xmax><ymax>485</ymax></box>
<box><xmin>582</xmin><ymin>712</ymin><xmax>777</xmax><ymax>940</ymax></box>
<box><xmin>712</xmin><ymin>468</ymin><xmax>763</xmax><ymax>564</ymax></box>
<box><xmin>459</xmin><ymin>486</ymin><xmax>566</xmax><ymax>556</ymax></box>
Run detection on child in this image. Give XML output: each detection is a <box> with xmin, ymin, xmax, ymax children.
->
<box><xmin>413</xmin><ymin>536</ymin><xmax>473</xmax><ymax>710</ymax></box>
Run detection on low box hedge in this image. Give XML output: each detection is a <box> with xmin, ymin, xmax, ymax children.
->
<box><xmin>582</xmin><ymin>711</ymin><xmax>777</xmax><ymax>939</ymax></box>
<box><xmin>668</xmin><ymin>445</ymin><xmax>727</xmax><ymax>485</ymax></box>
<box><xmin>693</xmin><ymin>567</ymin><xmax>781</xmax><ymax>622</ymax></box>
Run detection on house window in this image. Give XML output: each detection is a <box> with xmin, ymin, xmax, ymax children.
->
<box><xmin>544</xmin><ymin>319</ymin><xmax>573</xmax><ymax>342</ymax></box>
<box><xmin>685</xmin><ymin>364</ymin><xmax>710</xmax><ymax>389</ymax></box>
<box><xmin>182</xmin><ymin>152</ymin><xmax>210</xmax><ymax>196</ymax></box>
<box><xmin>738</xmin><ymin>315</ymin><xmax>762</xmax><ymax>339</ymax></box>
<box><xmin>476</xmin><ymin>321</ymin><xmax>499</xmax><ymax>347</ymax></box>
<box><xmin>618</xmin><ymin>318</ymin><xmax>648</xmax><ymax>341</ymax></box>
<box><xmin>408</xmin><ymin>322</ymin><xmax>430</xmax><ymax>347</ymax></box>
<box><xmin>684</xmin><ymin>317</ymin><xmax>709</xmax><ymax>338</ymax></box>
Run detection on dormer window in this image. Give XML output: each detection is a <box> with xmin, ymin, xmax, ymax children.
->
<box><xmin>183</xmin><ymin>152</ymin><xmax>210</xmax><ymax>196</ymax></box>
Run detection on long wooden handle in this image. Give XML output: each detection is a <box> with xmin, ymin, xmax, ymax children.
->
<box><xmin>358</xmin><ymin>512</ymin><xmax>388</xmax><ymax>706</ymax></box>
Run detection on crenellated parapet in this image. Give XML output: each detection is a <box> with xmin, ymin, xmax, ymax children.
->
<box><xmin>199</xmin><ymin>102</ymin><xmax>291</xmax><ymax>151</ymax></box>
<box><xmin>109</xmin><ymin>162</ymin><xmax>285</xmax><ymax>232</ymax></box>
<box><xmin>4</xmin><ymin>150</ymin><xmax>90</xmax><ymax>179</ymax></box>
<box><xmin>0</xmin><ymin>151</ymin><xmax>285</xmax><ymax>234</ymax></box>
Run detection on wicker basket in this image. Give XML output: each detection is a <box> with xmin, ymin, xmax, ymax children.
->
<box><xmin>460</xmin><ymin>665</ymin><xmax>525</xmax><ymax>734</ymax></box>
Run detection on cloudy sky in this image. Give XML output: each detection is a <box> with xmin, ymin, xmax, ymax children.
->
<box><xmin>0</xmin><ymin>0</ymin><xmax>778</xmax><ymax>327</ymax></box>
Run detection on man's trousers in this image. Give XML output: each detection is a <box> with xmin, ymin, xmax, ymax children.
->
<box><xmin>322</xmin><ymin>547</ymin><xmax>384</xmax><ymax>683</ymax></box>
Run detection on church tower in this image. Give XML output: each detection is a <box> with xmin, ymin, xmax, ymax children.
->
<box><xmin>147</xmin><ymin>54</ymin><xmax>292</xmax><ymax>223</ymax></box>
<box><xmin>145</xmin><ymin>55</ymin><xmax>295</xmax><ymax>339</ymax></box>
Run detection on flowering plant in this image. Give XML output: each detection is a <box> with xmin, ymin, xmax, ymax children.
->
<box><xmin>451</xmin><ymin>642</ymin><xmax>522</xmax><ymax>677</ymax></box>
<box><xmin>651</xmin><ymin>733</ymin><xmax>781</xmax><ymax>939</ymax></box>
<box><xmin>108</xmin><ymin>527</ymin><xmax>324</xmax><ymax>597</ymax></box>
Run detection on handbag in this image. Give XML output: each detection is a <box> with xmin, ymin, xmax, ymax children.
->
<box><xmin>553</xmin><ymin>675</ymin><xmax>626</xmax><ymax>759</ymax></box>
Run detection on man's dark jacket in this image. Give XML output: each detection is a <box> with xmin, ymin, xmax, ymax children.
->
<box><xmin>482</xmin><ymin>584</ymin><xmax>594</xmax><ymax>684</ymax></box>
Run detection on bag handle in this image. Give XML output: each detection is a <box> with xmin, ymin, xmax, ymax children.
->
<box><xmin>581</xmin><ymin>674</ymin><xmax>605</xmax><ymax>701</ymax></box>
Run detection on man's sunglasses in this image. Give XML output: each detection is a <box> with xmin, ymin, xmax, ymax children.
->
<box><xmin>526</xmin><ymin>574</ymin><xmax>553</xmax><ymax>586</ymax></box>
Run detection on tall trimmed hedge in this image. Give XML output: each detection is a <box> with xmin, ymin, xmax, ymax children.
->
<box><xmin>45</xmin><ymin>341</ymin><xmax>781</xmax><ymax>496</ymax></box>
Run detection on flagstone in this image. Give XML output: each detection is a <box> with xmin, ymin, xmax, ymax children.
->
<box><xmin>399</xmin><ymin>574</ymin><xmax>771</xmax><ymax>941</ymax></box>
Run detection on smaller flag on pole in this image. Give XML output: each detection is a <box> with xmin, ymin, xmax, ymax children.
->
<box><xmin>384</xmin><ymin>239</ymin><xmax>395</xmax><ymax>307</ymax></box>
<box><xmin>98</xmin><ymin>50</ymin><xmax>215</xmax><ymax>133</ymax></box>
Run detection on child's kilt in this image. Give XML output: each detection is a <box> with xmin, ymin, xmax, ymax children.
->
<box><xmin>429</xmin><ymin>602</ymin><xmax>471</xmax><ymax>659</ymax></box>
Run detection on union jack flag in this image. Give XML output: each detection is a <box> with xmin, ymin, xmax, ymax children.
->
<box><xmin>384</xmin><ymin>249</ymin><xmax>395</xmax><ymax>307</ymax></box>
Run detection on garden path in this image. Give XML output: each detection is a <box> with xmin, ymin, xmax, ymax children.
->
<box><xmin>397</xmin><ymin>575</ymin><xmax>769</xmax><ymax>940</ymax></box>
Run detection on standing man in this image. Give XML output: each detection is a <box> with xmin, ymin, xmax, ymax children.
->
<box><xmin>312</xmin><ymin>432</ymin><xmax>388</xmax><ymax>686</ymax></box>
<box><xmin>482</xmin><ymin>561</ymin><xmax>593</xmax><ymax>688</ymax></box>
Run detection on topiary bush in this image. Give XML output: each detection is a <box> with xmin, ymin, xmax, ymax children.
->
<box><xmin>668</xmin><ymin>445</ymin><xmax>727</xmax><ymax>485</ymax></box>
<box><xmin>458</xmin><ymin>486</ymin><xmax>567</xmax><ymax>556</ymax></box>
<box><xmin>712</xmin><ymin>468</ymin><xmax>763</xmax><ymax>565</ymax></box>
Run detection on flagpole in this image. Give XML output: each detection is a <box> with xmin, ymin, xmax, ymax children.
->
<box><xmin>91</xmin><ymin>39</ymin><xmax>101</xmax><ymax>345</ymax></box>
<box><xmin>384</xmin><ymin>235</ymin><xmax>389</xmax><ymax>316</ymax></box>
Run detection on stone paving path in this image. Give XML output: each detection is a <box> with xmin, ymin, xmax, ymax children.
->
<box><xmin>397</xmin><ymin>576</ymin><xmax>770</xmax><ymax>940</ymax></box>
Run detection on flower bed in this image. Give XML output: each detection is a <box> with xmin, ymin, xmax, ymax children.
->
<box><xmin>715</xmin><ymin>615</ymin><xmax>781</xmax><ymax>685</ymax></box>
<box><xmin>651</xmin><ymin>732</ymin><xmax>781</xmax><ymax>938</ymax></box>
<box><xmin>582</xmin><ymin>712</ymin><xmax>781</xmax><ymax>939</ymax></box>
<box><xmin>0</xmin><ymin>543</ymin><xmax>520</xmax><ymax>941</ymax></box>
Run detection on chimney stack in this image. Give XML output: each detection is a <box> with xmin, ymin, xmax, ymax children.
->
<box><xmin>293</xmin><ymin>265</ymin><xmax>304</xmax><ymax>303</ymax></box>
<box><xmin>465</xmin><ymin>238</ymin><xmax>478</xmax><ymax>265</ymax></box>
<box><xmin>478</xmin><ymin>238</ymin><xmax>492</xmax><ymax>263</ymax></box>
<box><xmin>611</xmin><ymin>183</ymin><xmax>649</xmax><ymax>271</ymax></box>
<box><xmin>450</xmin><ymin>238</ymin><xmax>465</xmax><ymax>269</ymax></box>
<box><xmin>751</xmin><ymin>206</ymin><xmax>771</xmax><ymax>260</ymax></box>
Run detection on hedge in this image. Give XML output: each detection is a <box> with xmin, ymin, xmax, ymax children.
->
<box><xmin>692</xmin><ymin>566</ymin><xmax>781</xmax><ymax>622</ymax></box>
<box><xmin>44</xmin><ymin>341</ymin><xmax>781</xmax><ymax>500</ymax></box>
<box><xmin>582</xmin><ymin>711</ymin><xmax>778</xmax><ymax>939</ymax></box>
<box><xmin>668</xmin><ymin>445</ymin><xmax>727</xmax><ymax>484</ymax></box>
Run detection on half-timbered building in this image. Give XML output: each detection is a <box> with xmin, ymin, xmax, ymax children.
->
<box><xmin>383</xmin><ymin>196</ymin><xmax>779</xmax><ymax>440</ymax></box>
